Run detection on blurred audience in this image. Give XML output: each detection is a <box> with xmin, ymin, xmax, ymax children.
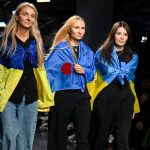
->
<box><xmin>129</xmin><ymin>75</ymin><xmax>150</xmax><ymax>150</ymax></box>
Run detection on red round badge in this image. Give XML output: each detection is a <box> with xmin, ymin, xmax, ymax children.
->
<box><xmin>61</xmin><ymin>63</ymin><xmax>72</xmax><ymax>75</ymax></box>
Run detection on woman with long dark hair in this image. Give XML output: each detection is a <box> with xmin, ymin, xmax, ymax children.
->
<box><xmin>90</xmin><ymin>21</ymin><xmax>140</xmax><ymax>150</ymax></box>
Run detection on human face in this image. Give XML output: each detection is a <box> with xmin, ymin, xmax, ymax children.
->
<box><xmin>16</xmin><ymin>6</ymin><xmax>36</xmax><ymax>30</ymax></box>
<box><xmin>69</xmin><ymin>20</ymin><xmax>85</xmax><ymax>42</ymax></box>
<box><xmin>114</xmin><ymin>27</ymin><xmax>128</xmax><ymax>49</ymax></box>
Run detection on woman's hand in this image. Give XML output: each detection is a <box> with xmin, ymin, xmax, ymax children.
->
<box><xmin>74</xmin><ymin>63</ymin><xmax>85</xmax><ymax>74</ymax></box>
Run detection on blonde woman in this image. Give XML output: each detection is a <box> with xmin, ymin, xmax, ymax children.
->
<box><xmin>0</xmin><ymin>2</ymin><xmax>54</xmax><ymax>150</ymax></box>
<box><xmin>45</xmin><ymin>15</ymin><xmax>95</xmax><ymax>150</ymax></box>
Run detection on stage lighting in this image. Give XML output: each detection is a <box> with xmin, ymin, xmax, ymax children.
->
<box><xmin>141</xmin><ymin>36</ymin><xmax>148</xmax><ymax>43</ymax></box>
<box><xmin>0</xmin><ymin>22</ymin><xmax>6</xmax><ymax>27</ymax></box>
<box><xmin>37</xmin><ymin>0</ymin><xmax>50</xmax><ymax>2</ymax></box>
<box><xmin>12</xmin><ymin>11</ymin><xmax>16</xmax><ymax>15</ymax></box>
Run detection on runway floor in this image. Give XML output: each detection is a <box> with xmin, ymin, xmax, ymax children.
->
<box><xmin>33</xmin><ymin>114</ymin><xmax>75</xmax><ymax>150</ymax></box>
<box><xmin>33</xmin><ymin>125</ymin><xmax>75</xmax><ymax>150</ymax></box>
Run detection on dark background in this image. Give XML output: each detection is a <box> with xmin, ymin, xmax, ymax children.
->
<box><xmin>0</xmin><ymin>1</ymin><xmax>150</xmax><ymax>149</ymax></box>
<box><xmin>0</xmin><ymin>0</ymin><xmax>149</xmax><ymax>80</ymax></box>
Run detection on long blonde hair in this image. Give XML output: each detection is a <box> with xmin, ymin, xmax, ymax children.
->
<box><xmin>0</xmin><ymin>2</ymin><xmax>44</xmax><ymax>66</ymax></box>
<box><xmin>50</xmin><ymin>15</ymin><xmax>85</xmax><ymax>51</ymax></box>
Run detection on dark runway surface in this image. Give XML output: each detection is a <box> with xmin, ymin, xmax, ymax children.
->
<box><xmin>33</xmin><ymin>113</ymin><xmax>76</xmax><ymax>150</ymax></box>
<box><xmin>33</xmin><ymin>129</ymin><xmax>75</xmax><ymax>150</ymax></box>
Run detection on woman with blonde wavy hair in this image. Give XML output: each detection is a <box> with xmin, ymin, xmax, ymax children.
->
<box><xmin>45</xmin><ymin>15</ymin><xmax>95</xmax><ymax>150</ymax></box>
<box><xmin>50</xmin><ymin>15</ymin><xmax>85</xmax><ymax>50</ymax></box>
<box><xmin>0</xmin><ymin>2</ymin><xmax>54</xmax><ymax>150</ymax></box>
<box><xmin>0</xmin><ymin>2</ymin><xmax>43</xmax><ymax>65</ymax></box>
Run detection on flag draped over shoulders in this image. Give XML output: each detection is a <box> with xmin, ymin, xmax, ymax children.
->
<box><xmin>87</xmin><ymin>47</ymin><xmax>140</xmax><ymax>113</ymax></box>
<box><xmin>45</xmin><ymin>40</ymin><xmax>95</xmax><ymax>92</ymax></box>
<box><xmin>0</xmin><ymin>36</ymin><xmax>54</xmax><ymax>112</ymax></box>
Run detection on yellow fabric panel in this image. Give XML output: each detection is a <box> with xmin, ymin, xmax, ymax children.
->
<box><xmin>129</xmin><ymin>80</ymin><xmax>140</xmax><ymax>113</ymax></box>
<box><xmin>34</xmin><ymin>66</ymin><xmax>55</xmax><ymax>112</ymax></box>
<box><xmin>0</xmin><ymin>64</ymin><xmax>23</xmax><ymax>112</ymax></box>
<box><xmin>87</xmin><ymin>72</ymin><xmax>140</xmax><ymax>113</ymax></box>
<box><xmin>87</xmin><ymin>72</ymin><xmax>107</xmax><ymax>110</ymax></box>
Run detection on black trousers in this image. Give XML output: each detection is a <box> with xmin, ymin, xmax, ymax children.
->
<box><xmin>90</xmin><ymin>83</ymin><xmax>135</xmax><ymax>150</ymax></box>
<box><xmin>47</xmin><ymin>89</ymin><xmax>91</xmax><ymax>150</ymax></box>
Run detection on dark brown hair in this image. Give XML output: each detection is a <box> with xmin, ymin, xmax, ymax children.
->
<box><xmin>100</xmin><ymin>21</ymin><xmax>133</xmax><ymax>63</ymax></box>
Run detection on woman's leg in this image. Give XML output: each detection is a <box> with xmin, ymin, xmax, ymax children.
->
<box><xmin>91</xmin><ymin>86</ymin><xmax>120</xmax><ymax>150</ymax></box>
<box><xmin>74</xmin><ymin>100</ymin><xmax>91</xmax><ymax>150</ymax></box>
<box><xmin>47</xmin><ymin>91</ymin><xmax>74</xmax><ymax>150</ymax></box>
<box><xmin>18</xmin><ymin>99</ymin><xmax>38</xmax><ymax>150</ymax></box>
<box><xmin>1</xmin><ymin>101</ymin><xmax>19</xmax><ymax>150</ymax></box>
<box><xmin>114</xmin><ymin>87</ymin><xmax>134</xmax><ymax>150</ymax></box>
<box><xmin>92</xmin><ymin>96</ymin><xmax>115</xmax><ymax>150</ymax></box>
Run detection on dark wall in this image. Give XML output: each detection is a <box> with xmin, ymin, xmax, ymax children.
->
<box><xmin>76</xmin><ymin>0</ymin><xmax>114</xmax><ymax>51</ymax></box>
<box><xmin>113</xmin><ymin>0</ymin><xmax>150</xmax><ymax>79</ymax></box>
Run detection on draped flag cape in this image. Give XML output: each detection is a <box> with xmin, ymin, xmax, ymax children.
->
<box><xmin>87</xmin><ymin>47</ymin><xmax>140</xmax><ymax>113</ymax></box>
<box><xmin>45</xmin><ymin>40</ymin><xmax>95</xmax><ymax>93</ymax></box>
<box><xmin>0</xmin><ymin>36</ymin><xmax>54</xmax><ymax>112</ymax></box>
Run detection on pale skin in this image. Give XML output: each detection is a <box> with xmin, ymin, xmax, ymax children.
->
<box><xmin>15</xmin><ymin>6</ymin><xmax>36</xmax><ymax>42</ymax></box>
<box><xmin>69</xmin><ymin>20</ymin><xmax>85</xmax><ymax>74</ymax></box>
<box><xmin>114</xmin><ymin>27</ymin><xmax>128</xmax><ymax>51</ymax></box>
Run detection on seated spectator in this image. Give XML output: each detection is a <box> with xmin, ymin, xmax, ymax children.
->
<box><xmin>129</xmin><ymin>76</ymin><xmax>150</xmax><ymax>150</ymax></box>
